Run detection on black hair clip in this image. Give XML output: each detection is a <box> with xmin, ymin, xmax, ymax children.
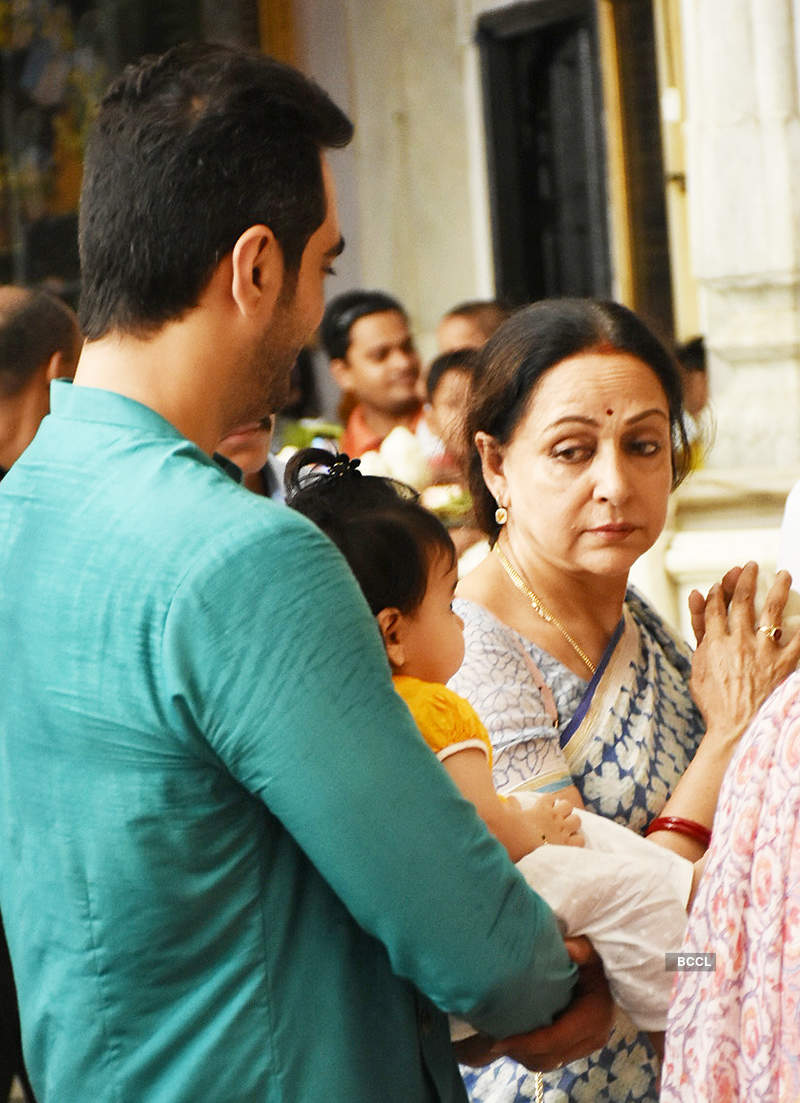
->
<box><xmin>328</xmin><ymin>453</ymin><xmax>362</xmax><ymax>479</ymax></box>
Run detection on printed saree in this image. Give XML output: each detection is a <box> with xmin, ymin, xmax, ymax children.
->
<box><xmin>662</xmin><ymin>672</ymin><xmax>800</xmax><ymax>1102</ymax></box>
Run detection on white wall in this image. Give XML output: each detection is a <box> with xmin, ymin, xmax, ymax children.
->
<box><xmin>292</xmin><ymin>0</ymin><xmax>361</xmax><ymax>416</ymax></box>
<box><xmin>294</xmin><ymin>0</ymin><xmax>492</xmax><ymax>371</ymax></box>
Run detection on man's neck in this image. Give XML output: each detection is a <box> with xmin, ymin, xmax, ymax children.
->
<box><xmin>355</xmin><ymin>402</ymin><xmax>421</xmax><ymax>443</ymax></box>
<box><xmin>75</xmin><ymin>314</ymin><xmax>233</xmax><ymax>456</ymax></box>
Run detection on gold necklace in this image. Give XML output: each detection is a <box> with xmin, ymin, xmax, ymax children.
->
<box><xmin>494</xmin><ymin>544</ymin><xmax>597</xmax><ymax>675</ymax></box>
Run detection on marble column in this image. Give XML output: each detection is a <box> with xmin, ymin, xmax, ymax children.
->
<box><xmin>683</xmin><ymin>0</ymin><xmax>800</xmax><ymax>467</ymax></box>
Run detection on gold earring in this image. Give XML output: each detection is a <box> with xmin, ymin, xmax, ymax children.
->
<box><xmin>495</xmin><ymin>505</ymin><xmax>507</xmax><ymax>525</ymax></box>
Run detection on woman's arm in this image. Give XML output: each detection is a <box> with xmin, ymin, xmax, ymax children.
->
<box><xmin>442</xmin><ymin>748</ymin><xmax>583</xmax><ymax>862</ymax></box>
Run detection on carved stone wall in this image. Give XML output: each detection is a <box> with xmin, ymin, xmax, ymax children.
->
<box><xmin>682</xmin><ymin>0</ymin><xmax>800</xmax><ymax>468</ymax></box>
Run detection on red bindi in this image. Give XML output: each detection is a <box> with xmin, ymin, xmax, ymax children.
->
<box><xmin>606</xmin><ymin>408</ymin><xmax>613</xmax><ymax>415</ymax></box>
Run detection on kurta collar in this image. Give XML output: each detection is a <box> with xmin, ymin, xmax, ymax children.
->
<box><xmin>50</xmin><ymin>379</ymin><xmax>242</xmax><ymax>482</ymax></box>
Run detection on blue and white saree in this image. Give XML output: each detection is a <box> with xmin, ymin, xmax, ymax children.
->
<box><xmin>449</xmin><ymin>589</ymin><xmax>705</xmax><ymax>1103</ymax></box>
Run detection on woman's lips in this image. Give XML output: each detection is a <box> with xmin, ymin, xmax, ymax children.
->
<box><xmin>587</xmin><ymin>523</ymin><xmax>637</xmax><ymax>539</ymax></box>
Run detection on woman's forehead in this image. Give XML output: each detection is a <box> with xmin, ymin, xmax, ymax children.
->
<box><xmin>522</xmin><ymin>351</ymin><xmax>669</xmax><ymax>421</ymax></box>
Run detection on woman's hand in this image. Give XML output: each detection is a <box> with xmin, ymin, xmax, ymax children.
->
<box><xmin>688</xmin><ymin>565</ymin><xmax>742</xmax><ymax>646</ymax></box>
<box><xmin>689</xmin><ymin>562</ymin><xmax>800</xmax><ymax>747</ymax></box>
<box><xmin>650</xmin><ymin>563</ymin><xmax>800</xmax><ymax>858</ymax></box>
<box><xmin>455</xmin><ymin>937</ymin><xmax>614</xmax><ymax>1070</ymax></box>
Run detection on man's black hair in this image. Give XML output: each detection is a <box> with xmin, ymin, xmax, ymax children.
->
<box><xmin>319</xmin><ymin>290</ymin><xmax>407</xmax><ymax>361</ymax></box>
<box><xmin>0</xmin><ymin>289</ymin><xmax>80</xmax><ymax>397</ymax></box>
<box><xmin>285</xmin><ymin>448</ymin><xmax>455</xmax><ymax>617</ymax></box>
<box><xmin>78</xmin><ymin>42</ymin><xmax>353</xmax><ymax>339</ymax></box>
<box><xmin>425</xmin><ymin>348</ymin><xmax>479</xmax><ymax>403</ymax></box>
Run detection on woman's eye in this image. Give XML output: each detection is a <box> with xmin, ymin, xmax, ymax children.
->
<box><xmin>628</xmin><ymin>439</ymin><xmax>662</xmax><ymax>456</ymax></box>
<box><xmin>553</xmin><ymin>445</ymin><xmax>593</xmax><ymax>463</ymax></box>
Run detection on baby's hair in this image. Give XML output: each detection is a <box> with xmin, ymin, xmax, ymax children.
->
<box><xmin>425</xmin><ymin>347</ymin><xmax>479</xmax><ymax>403</ymax></box>
<box><xmin>285</xmin><ymin>448</ymin><xmax>456</xmax><ymax>616</ymax></box>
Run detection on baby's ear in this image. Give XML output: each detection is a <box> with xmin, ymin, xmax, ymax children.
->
<box><xmin>376</xmin><ymin>607</ymin><xmax>406</xmax><ymax>670</ymax></box>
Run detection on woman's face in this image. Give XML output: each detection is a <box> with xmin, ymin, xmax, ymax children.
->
<box><xmin>480</xmin><ymin>350</ymin><xmax>673</xmax><ymax>583</ymax></box>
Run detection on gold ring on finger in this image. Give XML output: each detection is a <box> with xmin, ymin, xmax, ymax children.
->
<box><xmin>757</xmin><ymin>623</ymin><xmax>782</xmax><ymax>642</ymax></box>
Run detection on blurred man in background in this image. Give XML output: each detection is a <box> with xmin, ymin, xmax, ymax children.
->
<box><xmin>0</xmin><ymin>286</ymin><xmax>80</xmax><ymax>481</ymax></box>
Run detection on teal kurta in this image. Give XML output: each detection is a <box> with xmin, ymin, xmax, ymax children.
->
<box><xmin>0</xmin><ymin>381</ymin><xmax>575</xmax><ymax>1102</ymax></box>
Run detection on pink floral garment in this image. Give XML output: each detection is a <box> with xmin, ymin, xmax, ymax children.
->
<box><xmin>662</xmin><ymin>671</ymin><xmax>800</xmax><ymax>1102</ymax></box>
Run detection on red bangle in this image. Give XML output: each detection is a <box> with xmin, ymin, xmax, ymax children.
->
<box><xmin>644</xmin><ymin>816</ymin><xmax>711</xmax><ymax>848</ymax></box>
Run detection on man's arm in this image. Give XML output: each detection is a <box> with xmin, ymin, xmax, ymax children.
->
<box><xmin>163</xmin><ymin>510</ymin><xmax>577</xmax><ymax>1037</ymax></box>
<box><xmin>454</xmin><ymin>938</ymin><xmax>614</xmax><ymax>1070</ymax></box>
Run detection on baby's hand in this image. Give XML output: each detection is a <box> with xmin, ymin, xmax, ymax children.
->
<box><xmin>518</xmin><ymin>793</ymin><xmax>584</xmax><ymax>848</ymax></box>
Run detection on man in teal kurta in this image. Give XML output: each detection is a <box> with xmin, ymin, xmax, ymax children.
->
<box><xmin>0</xmin><ymin>44</ymin><xmax>598</xmax><ymax>1102</ymax></box>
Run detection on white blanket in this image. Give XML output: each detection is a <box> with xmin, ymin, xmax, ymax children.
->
<box><xmin>451</xmin><ymin>805</ymin><xmax>692</xmax><ymax>1038</ymax></box>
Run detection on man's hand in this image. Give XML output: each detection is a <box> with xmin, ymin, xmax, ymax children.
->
<box><xmin>455</xmin><ymin>937</ymin><xmax>614</xmax><ymax>1071</ymax></box>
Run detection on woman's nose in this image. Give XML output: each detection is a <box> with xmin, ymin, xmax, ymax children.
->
<box><xmin>592</xmin><ymin>448</ymin><xmax>631</xmax><ymax>503</ymax></box>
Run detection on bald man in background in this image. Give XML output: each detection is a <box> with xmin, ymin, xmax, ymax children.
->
<box><xmin>0</xmin><ymin>287</ymin><xmax>81</xmax><ymax>481</ymax></box>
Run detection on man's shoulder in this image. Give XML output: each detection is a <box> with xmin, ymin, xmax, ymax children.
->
<box><xmin>144</xmin><ymin>454</ymin><xmax>327</xmax><ymax>571</ymax></box>
<box><xmin>8</xmin><ymin>430</ymin><xmax>329</xmax><ymax>584</ymax></box>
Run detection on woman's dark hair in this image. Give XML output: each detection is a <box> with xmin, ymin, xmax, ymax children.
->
<box><xmin>79</xmin><ymin>43</ymin><xmax>352</xmax><ymax>339</ymax></box>
<box><xmin>285</xmin><ymin>448</ymin><xmax>456</xmax><ymax>616</ymax></box>
<box><xmin>466</xmin><ymin>298</ymin><xmax>691</xmax><ymax>543</ymax></box>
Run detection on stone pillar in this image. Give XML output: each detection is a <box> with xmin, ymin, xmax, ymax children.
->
<box><xmin>683</xmin><ymin>0</ymin><xmax>800</xmax><ymax>467</ymax></box>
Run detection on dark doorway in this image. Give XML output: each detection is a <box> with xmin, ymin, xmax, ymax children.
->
<box><xmin>609</xmin><ymin>0</ymin><xmax>674</xmax><ymax>339</ymax></box>
<box><xmin>477</xmin><ymin>0</ymin><xmax>674</xmax><ymax>340</ymax></box>
<box><xmin>478</xmin><ymin>0</ymin><xmax>611</xmax><ymax>308</ymax></box>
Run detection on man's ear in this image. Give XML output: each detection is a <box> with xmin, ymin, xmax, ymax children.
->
<box><xmin>45</xmin><ymin>347</ymin><xmax>79</xmax><ymax>383</ymax></box>
<box><xmin>475</xmin><ymin>431</ymin><xmax>507</xmax><ymax>512</ymax></box>
<box><xmin>329</xmin><ymin>355</ymin><xmax>353</xmax><ymax>393</ymax></box>
<box><xmin>376</xmin><ymin>607</ymin><xmax>407</xmax><ymax>671</ymax></box>
<box><xmin>230</xmin><ymin>224</ymin><xmax>283</xmax><ymax>319</ymax></box>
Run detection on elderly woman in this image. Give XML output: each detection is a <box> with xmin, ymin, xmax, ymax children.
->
<box><xmin>450</xmin><ymin>298</ymin><xmax>799</xmax><ymax>1102</ymax></box>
